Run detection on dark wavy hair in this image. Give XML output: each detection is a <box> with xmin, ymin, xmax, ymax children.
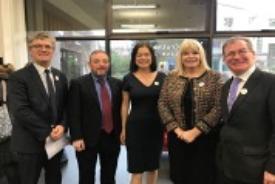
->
<box><xmin>130</xmin><ymin>42</ymin><xmax>157</xmax><ymax>72</ymax></box>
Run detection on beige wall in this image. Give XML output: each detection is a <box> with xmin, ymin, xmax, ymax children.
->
<box><xmin>0</xmin><ymin>0</ymin><xmax>28</xmax><ymax>68</ymax></box>
<box><xmin>0</xmin><ymin>2</ymin><xmax>3</xmax><ymax>59</ymax></box>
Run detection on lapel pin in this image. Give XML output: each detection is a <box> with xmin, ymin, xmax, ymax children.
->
<box><xmin>154</xmin><ymin>81</ymin><xmax>159</xmax><ymax>86</ymax></box>
<box><xmin>198</xmin><ymin>82</ymin><xmax>205</xmax><ymax>87</ymax></box>
<box><xmin>55</xmin><ymin>75</ymin><xmax>59</xmax><ymax>81</ymax></box>
<box><xmin>240</xmin><ymin>88</ymin><xmax>248</xmax><ymax>95</ymax></box>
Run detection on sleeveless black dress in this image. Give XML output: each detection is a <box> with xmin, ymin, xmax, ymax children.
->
<box><xmin>122</xmin><ymin>72</ymin><xmax>166</xmax><ymax>173</ymax></box>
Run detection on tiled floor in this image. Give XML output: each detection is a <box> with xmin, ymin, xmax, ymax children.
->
<box><xmin>60</xmin><ymin>145</ymin><xmax>172</xmax><ymax>184</ymax></box>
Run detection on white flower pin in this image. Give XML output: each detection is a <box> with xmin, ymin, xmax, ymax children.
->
<box><xmin>198</xmin><ymin>82</ymin><xmax>205</xmax><ymax>87</ymax></box>
<box><xmin>240</xmin><ymin>88</ymin><xmax>248</xmax><ymax>95</ymax></box>
<box><xmin>55</xmin><ymin>75</ymin><xmax>59</xmax><ymax>81</ymax></box>
<box><xmin>154</xmin><ymin>81</ymin><xmax>159</xmax><ymax>86</ymax></box>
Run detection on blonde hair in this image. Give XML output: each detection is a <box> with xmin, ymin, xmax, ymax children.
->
<box><xmin>174</xmin><ymin>39</ymin><xmax>210</xmax><ymax>76</ymax></box>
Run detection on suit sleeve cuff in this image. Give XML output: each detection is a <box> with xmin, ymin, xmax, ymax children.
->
<box><xmin>265</xmin><ymin>159</ymin><xmax>275</xmax><ymax>174</ymax></box>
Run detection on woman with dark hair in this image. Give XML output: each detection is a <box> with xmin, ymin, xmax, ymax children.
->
<box><xmin>120</xmin><ymin>43</ymin><xmax>166</xmax><ymax>184</ymax></box>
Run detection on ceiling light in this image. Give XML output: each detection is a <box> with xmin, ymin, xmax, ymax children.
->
<box><xmin>112</xmin><ymin>4</ymin><xmax>157</xmax><ymax>10</ymax></box>
<box><xmin>120</xmin><ymin>24</ymin><xmax>156</xmax><ymax>29</ymax></box>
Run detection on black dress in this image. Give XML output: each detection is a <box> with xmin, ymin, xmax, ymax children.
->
<box><xmin>168</xmin><ymin>77</ymin><xmax>217</xmax><ymax>184</ymax></box>
<box><xmin>123</xmin><ymin>72</ymin><xmax>166</xmax><ymax>173</ymax></box>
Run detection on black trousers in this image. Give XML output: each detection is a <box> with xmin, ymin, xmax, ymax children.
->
<box><xmin>16</xmin><ymin>150</ymin><xmax>63</xmax><ymax>184</ymax></box>
<box><xmin>0</xmin><ymin>139</ymin><xmax>19</xmax><ymax>184</ymax></box>
<box><xmin>216</xmin><ymin>170</ymin><xmax>262</xmax><ymax>184</ymax></box>
<box><xmin>168</xmin><ymin>132</ymin><xmax>218</xmax><ymax>184</ymax></box>
<box><xmin>0</xmin><ymin>162</ymin><xmax>19</xmax><ymax>184</ymax></box>
<box><xmin>216</xmin><ymin>165</ymin><xmax>262</xmax><ymax>184</ymax></box>
<box><xmin>76</xmin><ymin>131</ymin><xmax>120</xmax><ymax>184</ymax></box>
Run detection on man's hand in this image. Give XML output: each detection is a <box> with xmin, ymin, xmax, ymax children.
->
<box><xmin>264</xmin><ymin>171</ymin><xmax>275</xmax><ymax>184</ymax></box>
<box><xmin>72</xmin><ymin>139</ymin><xmax>85</xmax><ymax>152</ymax></box>
<box><xmin>50</xmin><ymin>125</ymin><xmax>65</xmax><ymax>141</ymax></box>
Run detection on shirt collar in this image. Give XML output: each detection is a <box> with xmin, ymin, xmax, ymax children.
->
<box><xmin>90</xmin><ymin>73</ymin><xmax>107</xmax><ymax>83</ymax></box>
<box><xmin>33</xmin><ymin>62</ymin><xmax>52</xmax><ymax>75</ymax></box>
<box><xmin>234</xmin><ymin>65</ymin><xmax>256</xmax><ymax>82</ymax></box>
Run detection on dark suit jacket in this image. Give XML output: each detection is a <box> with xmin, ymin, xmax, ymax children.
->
<box><xmin>8</xmin><ymin>63</ymin><xmax>68</xmax><ymax>153</ymax></box>
<box><xmin>218</xmin><ymin>69</ymin><xmax>275</xmax><ymax>183</ymax></box>
<box><xmin>67</xmin><ymin>74</ymin><xmax>122</xmax><ymax>148</ymax></box>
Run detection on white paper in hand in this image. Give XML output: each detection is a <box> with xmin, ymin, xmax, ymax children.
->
<box><xmin>45</xmin><ymin>135</ymin><xmax>69</xmax><ymax>159</ymax></box>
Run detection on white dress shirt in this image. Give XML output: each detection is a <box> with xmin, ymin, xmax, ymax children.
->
<box><xmin>33</xmin><ymin>62</ymin><xmax>55</xmax><ymax>94</ymax></box>
<box><xmin>233</xmin><ymin>65</ymin><xmax>256</xmax><ymax>97</ymax></box>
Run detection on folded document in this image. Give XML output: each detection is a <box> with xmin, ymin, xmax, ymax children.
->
<box><xmin>45</xmin><ymin>135</ymin><xmax>69</xmax><ymax>159</ymax></box>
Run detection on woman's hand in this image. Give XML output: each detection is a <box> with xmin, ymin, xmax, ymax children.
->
<box><xmin>174</xmin><ymin>127</ymin><xmax>202</xmax><ymax>143</ymax></box>
<box><xmin>174</xmin><ymin>127</ymin><xmax>185</xmax><ymax>140</ymax></box>
<box><xmin>120</xmin><ymin>129</ymin><xmax>126</xmax><ymax>145</ymax></box>
<box><xmin>182</xmin><ymin>127</ymin><xmax>202</xmax><ymax>143</ymax></box>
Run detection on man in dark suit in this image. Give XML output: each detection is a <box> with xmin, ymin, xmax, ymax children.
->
<box><xmin>8</xmin><ymin>32</ymin><xmax>68</xmax><ymax>184</ymax></box>
<box><xmin>67</xmin><ymin>50</ymin><xmax>122</xmax><ymax>184</ymax></box>
<box><xmin>217</xmin><ymin>36</ymin><xmax>275</xmax><ymax>184</ymax></box>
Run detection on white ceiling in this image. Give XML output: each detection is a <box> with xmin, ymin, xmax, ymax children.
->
<box><xmin>41</xmin><ymin>0</ymin><xmax>208</xmax><ymax>30</ymax></box>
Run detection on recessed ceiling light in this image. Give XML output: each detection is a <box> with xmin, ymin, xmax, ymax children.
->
<box><xmin>112</xmin><ymin>4</ymin><xmax>157</xmax><ymax>10</ymax></box>
<box><xmin>120</xmin><ymin>24</ymin><xmax>156</xmax><ymax>29</ymax></box>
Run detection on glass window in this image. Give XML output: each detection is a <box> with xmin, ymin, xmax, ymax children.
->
<box><xmin>51</xmin><ymin>40</ymin><xmax>105</xmax><ymax>81</ymax></box>
<box><xmin>212</xmin><ymin>37</ymin><xmax>275</xmax><ymax>79</ymax></box>
<box><xmin>111</xmin><ymin>39</ymin><xmax>209</xmax><ymax>79</ymax></box>
<box><xmin>217</xmin><ymin>0</ymin><xmax>275</xmax><ymax>31</ymax></box>
<box><xmin>25</xmin><ymin>0</ymin><xmax>105</xmax><ymax>36</ymax></box>
<box><xmin>112</xmin><ymin>0</ymin><xmax>209</xmax><ymax>33</ymax></box>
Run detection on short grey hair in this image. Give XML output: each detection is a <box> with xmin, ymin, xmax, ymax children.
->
<box><xmin>27</xmin><ymin>32</ymin><xmax>56</xmax><ymax>49</ymax></box>
<box><xmin>222</xmin><ymin>36</ymin><xmax>255</xmax><ymax>55</ymax></box>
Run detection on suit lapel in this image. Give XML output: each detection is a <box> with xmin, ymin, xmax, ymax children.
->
<box><xmin>28</xmin><ymin>64</ymin><xmax>48</xmax><ymax>102</ymax></box>
<box><xmin>51</xmin><ymin>69</ymin><xmax>62</xmax><ymax>106</ymax></box>
<box><xmin>229</xmin><ymin>69</ymin><xmax>262</xmax><ymax>117</ymax></box>
<box><xmin>85</xmin><ymin>75</ymin><xmax>101</xmax><ymax>108</ymax></box>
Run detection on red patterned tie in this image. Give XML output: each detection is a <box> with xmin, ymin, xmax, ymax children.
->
<box><xmin>98</xmin><ymin>79</ymin><xmax>113</xmax><ymax>133</ymax></box>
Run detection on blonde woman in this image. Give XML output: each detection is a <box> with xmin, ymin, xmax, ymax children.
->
<box><xmin>158</xmin><ymin>39</ymin><xmax>222</xmax><ymax>184</ymax></box>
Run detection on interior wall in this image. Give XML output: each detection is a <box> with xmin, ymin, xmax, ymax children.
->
<box><xmin>0</xmin><ymin>2</ymin><xmax>3</xmax><ymax>59</ymax></box>
<box><xmin>0</xmin><ymin>0</ymin><xmax>28</xmax><ymax>68</ymax></box>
